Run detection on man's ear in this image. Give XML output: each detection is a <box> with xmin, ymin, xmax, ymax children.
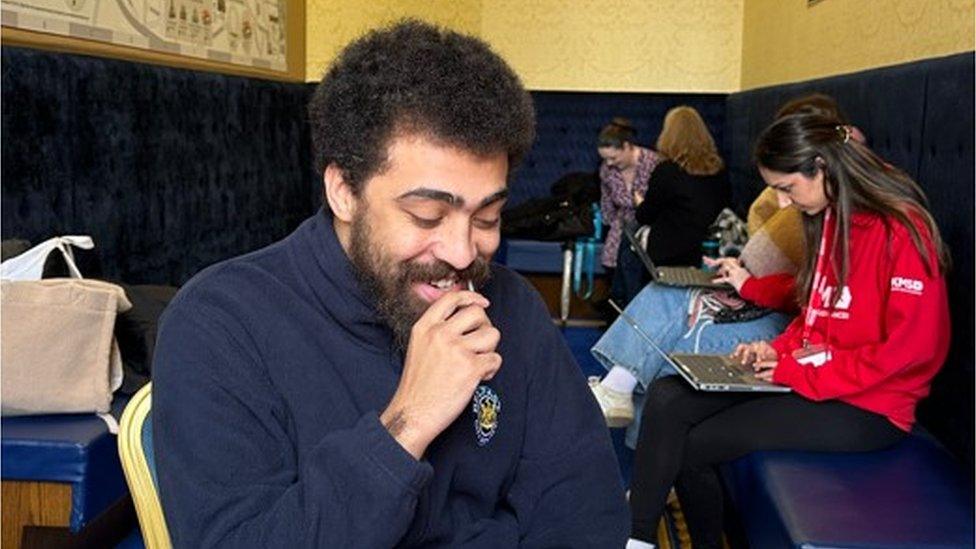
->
<box><xmin>323</xmin><ymin>163</ymin><xmax>357</xmax><ymax>223</ymax></box>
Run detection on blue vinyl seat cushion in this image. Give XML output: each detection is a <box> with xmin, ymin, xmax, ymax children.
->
<box><xmin>1</xmin><ymin>397</ymin><xmax>130</xmax><ymax>532</ymax></box>
<box><xmin>497</xmin><ymin>239</ymin><xmax>605</xmax><ymax>275</ymax></box>
<box><xmin>722</xmin><ymin>433</ymin><xmax>975</xmax><ymax>549</ymax></box>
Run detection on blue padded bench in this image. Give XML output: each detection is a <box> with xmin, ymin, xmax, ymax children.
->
<box><xmin>497</xmin><ymin>238</ymin><xmax>605</xmax><ymax>275</ymax></box>
<box><xmin>497</xmin><ymin>238</ymin><xmax>572</xmax><ymax>274</ymax></box>
<box><xmin>723</xmin><ymin>433</ymin><xmax>974</xmax><ymax>548</ymax></box>
<box><xmin>721</xmin><ymin>52</ymin><xmax>975</xmax><ymax>548</ymax></box>
<box><xmin>1</xmin><ymin>397</ymin><xmax>130</xmax><ymax>534</ymax></box>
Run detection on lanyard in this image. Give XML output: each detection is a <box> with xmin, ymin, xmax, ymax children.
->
<box><xmin>802</xmin><ymin>208</ymin><xmax>832</xmax><ymax>348</ymax></box>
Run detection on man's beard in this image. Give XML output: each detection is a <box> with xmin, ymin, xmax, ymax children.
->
<box><xmin>348</xmin><ymin>214</ymin><xmax>492</xmax><ymax>351</ymax></box>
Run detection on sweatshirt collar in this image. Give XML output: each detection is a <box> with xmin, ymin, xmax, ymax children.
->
<box><xmin>294</xmin><ymin>208</ymin><xmax>396</xmax><ymax>353</ymax></box>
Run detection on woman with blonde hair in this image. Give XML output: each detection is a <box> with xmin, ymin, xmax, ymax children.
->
<box><xmin>633</xmin><ymin>106</ymin><xmax>730</xmax><ymax>267</ymax></box>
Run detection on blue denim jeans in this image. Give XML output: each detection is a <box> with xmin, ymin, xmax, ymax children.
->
<box><xmin>591</xmin><ymin>283</ymin><xmax>792</xmax><ymax>448</ymax></box>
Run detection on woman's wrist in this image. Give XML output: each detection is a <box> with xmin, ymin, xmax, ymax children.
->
<box><xmin>732</xmin><ymin>273</ymin><xmax>751</xmax><ymax>292</ymax></box>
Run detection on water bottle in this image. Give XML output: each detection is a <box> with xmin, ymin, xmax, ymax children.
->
<box><xmin>592</xmin><ymin>203</ymin><xmax>603</xmax><ymax>240</ymax></box>
<box><xmin>701</xmin><ymin>231</ymin><xmax>721</xmax><ymax>271</ymax></box>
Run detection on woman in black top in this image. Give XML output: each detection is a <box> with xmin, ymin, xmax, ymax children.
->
<box><xmin>635</xmin><ymin>106</ymin><xmax>730</xmax><ymax>267</ymax></box>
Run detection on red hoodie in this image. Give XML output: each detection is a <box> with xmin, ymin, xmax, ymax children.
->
<box><xmin>740</xmin><ymin>272</ymin><xmax>796</xmax><ymax>312</ymax></box>
<box><xmin>770</xmin><ymin>209</ymin><xmax>950</xmax><ymax>431</ymax></box>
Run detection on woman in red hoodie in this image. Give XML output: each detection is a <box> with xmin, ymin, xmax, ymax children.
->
<box><xmin>625</xmin><ymin>112</ymin><xmax>951</xmax><ymax>549</ymax></box>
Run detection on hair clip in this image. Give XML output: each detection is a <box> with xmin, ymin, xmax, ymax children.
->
<box><xmin>836</xmin><ymin>125</ymin><xmax>852</xmax><ymax>144</ymax></box>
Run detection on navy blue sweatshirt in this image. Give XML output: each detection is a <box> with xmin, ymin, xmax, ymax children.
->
<box><xmin>153</xmin><ymin>210</ymin><xmax>629</xmax><ymax>548</ymax></box>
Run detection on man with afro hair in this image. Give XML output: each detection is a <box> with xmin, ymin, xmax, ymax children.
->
<box><xmin>153</xmin><ymin>19</ymin><xmax>628</xmax><ymax>548</ymax></box>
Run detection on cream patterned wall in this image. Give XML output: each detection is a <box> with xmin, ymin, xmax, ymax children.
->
<box><xmin>304</xmin><ymin>0</ymin><xmax>743</xmax><ymax>92</ymax></box>
<box><xmin>305</xmin><ymin>0</ymin><xmax>480</xmax><ymax>81</ymax></box>
<box><xmin>480</xmin><ymin>0</ymin><xmax>743</xmax><ymax>92</ymax></box>
<box><xmin>305</xmin><ymin>1</ymin><xmax>974</xmax><ymax>91</ymax></box>
<box><xmin>741</xmin><ymin>0</ymin><xmax>975</xmax><ymax>90</ymax></box>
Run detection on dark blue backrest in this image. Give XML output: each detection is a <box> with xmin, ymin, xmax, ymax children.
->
<box><xmin>1</xmin><ymin>46</ymin><xmax>316</xmax><ymax>286</ymax></box>
<box><xmin>725</xmin><ymin>59</ymin><xmax>936</xmax><ymax>216</ymax></box>
<box><xmin>913</xmin><ymin>55</ymin><xmax>975</xmax><ymax>470</ymax></box>
<box><xmin>726</xmin><ymin>53</ymin><xmax>975</xmax><ymax>467</ymax></box>
<box><xmin>509</xmin><ymin>91</ymin><xmax>727</xmax><ymax>207</ymax></box>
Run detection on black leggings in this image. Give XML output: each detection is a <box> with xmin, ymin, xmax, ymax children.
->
<box><xmin>629</xmin><ymin>376</ymin><xmax>905</xmax><ymax>547</ymax></box>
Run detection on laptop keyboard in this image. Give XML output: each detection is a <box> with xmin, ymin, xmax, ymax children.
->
<box><xmin>659</xmin><ymin>267</ymin><xmax>717</xmax><ymax>287</ymax></box>
<box><xmin>677</xmin><ymin>354</ymin><xmax>751</xmax><ymax>384</ymax></box>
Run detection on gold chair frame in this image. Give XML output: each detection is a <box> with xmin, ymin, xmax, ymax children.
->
<box><xmin>118</xmin><ymin>383</ymin><xmax>172</xmax><ymax>549</ymax></box>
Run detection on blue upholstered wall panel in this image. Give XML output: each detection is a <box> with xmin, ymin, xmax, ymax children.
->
<box><xmin>913</xmin><ymin>53</ymin><xmax>975</xmax><ymax>468</ymax></box>
<box><xmin>725</xmin><ymin>59</ymin><xmax>933</xmax><ymax>216</ymax></box>
<box><xmin>726</xmin><ymin>53</ymin><xmax>975</xmax><ymax>467</ymax></box>
<box><xmin>1</xmin><ymin>46</ymin><xmax>316</xmax><ymax>285</ymax></box>
<box><xmin>510</xmin><ymin>91</ymin><xmax>727</xmax><ymax>207</ymax></box>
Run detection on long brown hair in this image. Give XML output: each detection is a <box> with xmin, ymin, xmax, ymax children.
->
<box><xmin>656</xmin><ymin>106</ymin><xmax>723</xmax><ymax>176</ymax></box>
<box><xmin>754</xmin><ymin>113</ymin><xmax>950</xmax><ymax>306</ymax></box>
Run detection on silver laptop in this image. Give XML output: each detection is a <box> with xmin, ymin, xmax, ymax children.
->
<box><xmin>609</xmin><ymin>300</ymin><xmax>790</xmax><ymax>393</ymax></box>
<box><xmin>622</xmin><ymin>224</ymin><xmax>730</xmax><ymax>290</ymax></box>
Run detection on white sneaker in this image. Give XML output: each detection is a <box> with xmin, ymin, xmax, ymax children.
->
<box><xmin>588</xmin><ymin>376</ymin><xmax>634</xmax><ymax>427</ymax></box>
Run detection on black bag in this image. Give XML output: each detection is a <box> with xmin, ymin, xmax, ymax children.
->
<box><xmin>502</xmin><ymin>171</ymin><xmax>600</xmax><ymax>241</ymax></box>
<box><xmin>502</xmin><ymin>197</ymin><xmax>594</xmax><ymax>241</ymax></box>
<box><xmin>42</xmin><ymin>244</ymin><xmax>104</xmax><ymax>279</ymax></box>
<box><xmin>114</xmin><ymin>284</ymin><xmax>179</xmax><ymax>394</ymax></box>
<box><xmin>550</xmin><ymin>172</ymin><xmax>600</xmax><ymax>205</ymax></box>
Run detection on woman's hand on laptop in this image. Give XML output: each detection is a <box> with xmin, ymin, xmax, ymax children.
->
<box><xmin>732</xmin><ymin>341</ymin><xmax>779</xmax><ymax>381</ymax></box>
<box><xmin>732</xmin><ymin>340</ymin><xmax>777</xmax><ymax>365</ymax></box>
<box><xmin>752</xmin><ymin>359</ymin><xmax>778</xmax><ymax>382</ymax></box>
<box><xmin>705</xmin><ymin>256</ymin><xmax>750</xmax><ymax>291</ymax></box>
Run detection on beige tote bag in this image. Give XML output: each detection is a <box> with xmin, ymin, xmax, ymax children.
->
<box><xmin>1</xmin><ymin>278</ymin><xmax>132</xmax><ymax>417</ymax></box>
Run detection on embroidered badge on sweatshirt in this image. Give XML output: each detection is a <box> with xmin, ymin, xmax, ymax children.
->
<box><xmin>472</xmin><ymin>385</ymin><xmax>500</xmax><ymax>446</ymax></box>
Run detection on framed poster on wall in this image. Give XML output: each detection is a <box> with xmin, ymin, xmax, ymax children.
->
<box><xmin>1</xmin><ymin>0</ymin><xmax>303</xmax><ymax>80</ymax></box>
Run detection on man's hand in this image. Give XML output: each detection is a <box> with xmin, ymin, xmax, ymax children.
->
<box><xmin>704</xmin><ymin>256</ymin><xmax>751</xmax><ymax>292</ymax></box>
<box><xmin>380</xmin><ymin>290</ymin><xmax>501</xmax><ymax>459</ymax></box>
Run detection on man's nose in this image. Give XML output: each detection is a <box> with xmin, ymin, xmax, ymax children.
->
<box><xmin>434</xmin><ymin>222</ymin><xmax>478</xmax><ymax>271</ymax></box>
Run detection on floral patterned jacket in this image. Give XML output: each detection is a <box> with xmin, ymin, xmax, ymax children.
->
<box><xmin>599</xmin><ymin>147</ymin><xmax>660</xmax><ymax>267</ymax></box>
